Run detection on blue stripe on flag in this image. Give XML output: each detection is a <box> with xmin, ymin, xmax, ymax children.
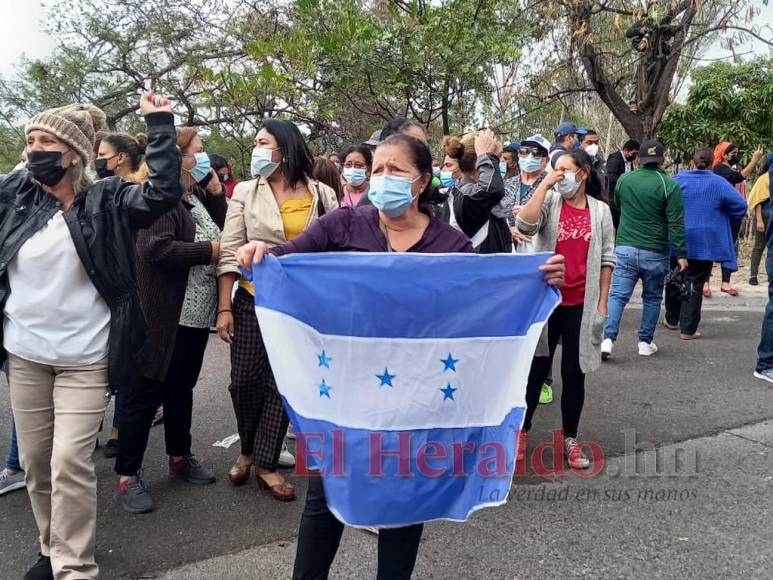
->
<box><xmin>287</xmin><ymin>402</ymin><xmax>525</xmax><ymax>527</ymax></box>
<box><xmin>251</xmin><ymin>252</ymin><xmax>559</xmax><ymax>338</ymax></box>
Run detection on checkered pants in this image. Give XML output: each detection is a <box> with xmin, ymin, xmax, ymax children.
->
<box><xmin>229</xmin><ymin>289</ymin><xmax>289</xmax><ymax>470</ymax></box>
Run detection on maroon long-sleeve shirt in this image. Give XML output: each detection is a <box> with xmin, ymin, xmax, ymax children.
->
<box><xmin>270</xmin><ymin>205</ymin><xmax>473</xmax><ymax>256</ymax></box>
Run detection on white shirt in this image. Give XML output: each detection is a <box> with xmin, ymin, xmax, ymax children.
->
<box><xmin>3</xmin><ymin>211</ymin><xmax>110</xmax><ymax>366</ymax></box>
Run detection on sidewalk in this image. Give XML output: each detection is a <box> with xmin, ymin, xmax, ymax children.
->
<box><xmin>159</xmin><ymin>420</ymin><xmax>773</xmax><ymax>580</ymax></box>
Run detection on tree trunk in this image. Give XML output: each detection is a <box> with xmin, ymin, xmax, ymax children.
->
<box><xmin>571</xmin><ymin>0</ymin><xmax>698</xmax><ymax>142</ymax></box>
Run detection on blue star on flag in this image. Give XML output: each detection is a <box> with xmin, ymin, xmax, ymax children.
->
<box><xmin>440</xmin><ymin>383</ymin><xmax>457</xmax><ymax>401</ymax></box>
<box><xmin>318</xmin><ymin>379</ymin><xmax>333</xmax><ymax>398</ymax></box>
<box><xmin>376</xmin><ymin>368</ymin><xmax>396</xmax><ymax>387</ymax></box>
<box><xmin>317</xmin><ymin>350</ymin><xmax>333</xmax><ymax>368</ymax></box>
<box><xmin>441</xmin><ymin>353</ymin><xmax>459</xmax><ymax>372</ymax></box>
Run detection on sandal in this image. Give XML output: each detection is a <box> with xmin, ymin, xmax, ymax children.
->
<box><xmin>228</xmin><ymin>461</ymin><xmax>253</xmax><ymax>486</ymax></box>
<box><xmin>680</xmin><ymin>332</ymin><xmax>702</xmax><ymax>340</ymax></box>
<box><xmin>720</xmin><ymin>287</ymin><xmax>739</xmax><ymax>297</ymax></box>
<box><xmin>255</xmin><ymin>468</ymin><xmax>296</xmax><ymax>502</ymax></box>
<box><xmin>702</xmin><ymin>284</ymin><xmax>712</xmax><ymax>299</ymax></box>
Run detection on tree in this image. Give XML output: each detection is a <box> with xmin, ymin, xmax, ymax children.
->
<box><xmin>659</xmin><ymin>57</ymin><xmax>773</xmax><ymax>160</ymax></box>
<box><xmin>541</xmin><ymin>0</ymin><xmax>772</xmax><ymax>141</ymax></box>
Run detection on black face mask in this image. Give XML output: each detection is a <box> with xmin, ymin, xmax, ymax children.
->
<box><xmin>728</xmin><ymin>155</ymin><xmax>739</xmax><ymax>166</ymax></box>
<box><xmin>27</xmin><ymin>151</ymin><xmax>68</xmax><ymax>186</ymax></box>
<box><xmin>625</xmin><ymin>154</ymin><xmax>638</xmax><ymax>162</ymax></box>
<box><xmin>95</xmin><ymin>157</ymin><xmax>115</xmax><ymax>179</ymax></box>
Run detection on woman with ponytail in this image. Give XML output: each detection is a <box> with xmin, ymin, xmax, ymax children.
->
<box><xmin>95</xmin><ymin>132</ymin><xmax>147</xmax><ymax>181</ymax></box>
<box><xmin>516</xmin><ymin>149</ymin><xmax>615</xmax><ymax>472</ymax></box>
<box><xmin>441</xmin><ymin>129</ymin><xmax>509</xmax><ymax>253</ymax></box>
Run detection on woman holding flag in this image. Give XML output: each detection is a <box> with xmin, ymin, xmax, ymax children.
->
<box><xmin>236</xmin><ymin>133</ymin><xmax>566</xmax><ymax>579</ymax></box>
<box><xmin>516</xmin><ymin>148</ymin><xmax>615</xmax><ymax>470</ymax></box>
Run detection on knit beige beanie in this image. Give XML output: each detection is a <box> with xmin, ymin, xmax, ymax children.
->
<box><xmin>26</xmin><ymin>104</ymin><xmax>108</xmax><ymax>165</ymax></box>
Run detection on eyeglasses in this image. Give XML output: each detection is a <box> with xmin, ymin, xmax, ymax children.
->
<box><xmin>343</xmin><ymin>162</ymin><xmax>368</xmax><ymax>169</ymax></box>
<box><xmin>518</xmin><ymin>148</ymin><xmax>546</xmax><ymax>157</ymax></box>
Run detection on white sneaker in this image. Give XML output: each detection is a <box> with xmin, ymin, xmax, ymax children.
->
<box><xmin>278</xmin><ymin>440</ymin><xmax>296</xmax><ymax>468</ymax></box>
<box><xmin>286</xmin><ymin>425</ymin><xmax>296</xmax><ymax>440</ymax></box>
<box><xmin>753</xmin><ymin>369</ymin><xmax>773</xmax><ymax>384</ymax></box>
<box><xmin>0</xmin><ymin>467</ymin><xmax>26</xmax><ymax>496</ymax></box>
<box><xmin>601</xmin><ymin>338</ymin><xmax>614</xmax><ymax>360</ymax></box>
<box><xmin>638</xmin><ymin>341</ymin><xmax>658</xmax><ymax>356</ymax></box>
<box><xmin>362</xmin><ymin>527</ymin><xmax>379</xmax><ymax>535</ymax></box>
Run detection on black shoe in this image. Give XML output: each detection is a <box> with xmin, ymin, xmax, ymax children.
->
<box><xmin>103</xmin><ymin>438</ymin><xmax>119</xmax><ymax>458</ymax></box>
<box><xmin>750</xmin><ymin>276</ymin><xmax>759</xmax><ymax>286</ymax></box>
<box><xmin>24</xmin><ymin>554</ymin><xmax>53</xmax><ymax>580</ymax></box>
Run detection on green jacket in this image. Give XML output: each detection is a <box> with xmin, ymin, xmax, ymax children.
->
<box><xmin>614</xmin><ymin>167</ymin><xmax>686</xmax><ymax>258</ymax></box>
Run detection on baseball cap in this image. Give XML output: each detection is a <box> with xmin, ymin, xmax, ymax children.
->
<box><xmin>520</xmin><ymin>134</ymin><xmax>551</xmax><ymax>154</ymax></box>
<box><xmin>555</xmin><ymin>122</ymin><xmax>586</xmax><ymax>138</ymax></box>
<box><xmin>503</xmin><ymin>142</ymin><xmax>521</xmax><ymax>153</ymax></box>
<box><xmin>639</xmin><ymin>139</ymin><xmax>665</xmax><ymax>165</ymax></box>
<box><xmin>364</xmin><ymin>130</ymin><xmax>382</xmax><ymax>146</ymax></box>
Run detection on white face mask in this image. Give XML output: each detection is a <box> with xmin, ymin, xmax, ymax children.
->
<box><xmin>584</xmin><ymin>144</ymin><xmax>599</xmax><ymax>158</ymax></box>
<box><xmin>555</xmin><ymin>171</ymin><xmax>582</xmax><ymax>199</ymax></box>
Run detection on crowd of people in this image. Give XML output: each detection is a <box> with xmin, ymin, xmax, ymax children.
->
<box><xmin>0</xmin><ymin>91</ymin><xmax>771</xmax><ymax>580</ymax></box>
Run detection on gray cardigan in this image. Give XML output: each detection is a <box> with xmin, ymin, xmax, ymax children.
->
<box><xmin>516</xmin><ymin>190</ymin><xmax>616</xmax><ymax>374</ymax></box>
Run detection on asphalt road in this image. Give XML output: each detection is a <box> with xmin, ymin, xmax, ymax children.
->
<box><xmin>1</xmin><ymin>307</ymin><xmax>772</xmax><ymax>579</ymax></box>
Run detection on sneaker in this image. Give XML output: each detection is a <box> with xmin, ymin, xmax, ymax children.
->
<box><xmin>152</xmin><ymin>405</ymin><xmax>164</xmax><ymax>426</ymax></box>
<box><xmin>103</xmin><ymin>438</ymin><xmax>118</xmax><ymax>459</ymax></box>
<box><xmin>753</xmin><ymin>369</ymin><xmax>773</xmax><ymax>384</ymax></box>
<box><xmin>286</xmin><ymin>425</ymin><xmax>296</xmax><ymax>440</ymax></box>
<box><xmin>278</xmin><ymin>440</ymin><xmax>296</xmax><ymax>468</ymax></box>
<box><xmin>23</xmin><ymin>553</ymin><xmax>52</xmax><ymax>580</ymax></box>
<box><xmin>538</xmin><ymin>383</ymin><xmax>553</xmax><ymax>404</ymax></box>
<box><xmin>564</xmin><ymin>437</ymin><xmax>590</xmax><ymax>469</ymax></box>
<box><xmin>638</xmin><ymin>341</ymin><xmax>658</xmax><ymax>356</ymax></box>
<box><xmin>750</xmin><ymin>276</ymin><xmax>759</xmax><ymax>286</ymax></box>
<box><xmin>516</xmin><ymin>430</ymin><xmax>528</xmax><ymax>463</ymax></box>
<box><xmin>115</xmin><ymin>475</ymin><xmax>154</xmax><ymax>514</ymax></box>
<box><xmin>363</xmin><ymin>527</ymin><xmax>379</xmax><ymax>535</ymax></box>
<box><xmin>0</xmin><ymin>467</ymin><xmax>26</xmax><ymax>496</ymax></box>
<box><xmin>601</xmin><ymin>338</ymin><xmax>614</xmax><ymax>360</ymax></box>
<box><xmin>169</xmin><ymin>455</ymin><xmax>216</xmax><ymax>485</ymax></box>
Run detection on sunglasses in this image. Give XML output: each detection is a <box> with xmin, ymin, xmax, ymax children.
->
<box><xmin>518</xmin><ymin>147</ymin><xmax>547</xmax><ymax>157</ymax></box>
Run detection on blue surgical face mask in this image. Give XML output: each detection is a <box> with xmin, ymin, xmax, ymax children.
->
<box><xmin>188</xmin><ymin>152</ymin><xmax>211</xmax><ymax>182</ymax></box>
<box><xmin>499</xmin><ymin>161</ymin><xmax>508</xmax><ymax>176</ymax></box>
<box><xmin>519</xmin><ymin>154</ymin><xmax>543</xmax><ymax>174</ymax></box>
<box><xmin>251</xmin><ymin>146</ymin><xmax>279</xmax><ymax>179</ymax></box>
<box><xmin>368</xmin><ymin>173</ymin><xmax>420</xmax><ymax>217</ymax></box>
<box><xmin>343</xmin><ymin>167</ymin><xmax>368</xmax><ymax>187</ymax></box>
<box><xmin>439</xmin><ymin>170</ymin><xmax>455</xmax><ymax>188</ymax></box>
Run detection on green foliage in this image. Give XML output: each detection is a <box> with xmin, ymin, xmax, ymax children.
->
<box><xmin>660</xmin><ymin>58</ymin><xmax>773</xmax><ymax>159</ymax></box>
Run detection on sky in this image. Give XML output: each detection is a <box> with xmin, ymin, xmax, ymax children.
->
<box><xmin>0</xmin><ymin>1</ymin><xmax>770</xmax><ymax>78</ymax></box>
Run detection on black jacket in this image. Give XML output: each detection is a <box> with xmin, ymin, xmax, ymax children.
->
<box><xmin>0</xmin><ymin>111</ymin><xmax>182</xmax><ymax>393</ymax></box>
<box><xmin>438</xmin><ymin>154</ymin><xmax>509</xmax><ymax>254</ymax></box>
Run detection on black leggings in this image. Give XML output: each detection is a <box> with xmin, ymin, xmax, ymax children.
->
<box><xmin>523</xmin><ymin>305</ymin><xmax>585</xmax><ymax>438</ymax></box>
<box><xmin>116</xmin><ymin>325</ymin><xmax>209</xmax><ymax>476</ymax></box>
<box><xmin>292</xmin><ymin>477</ymin><xmax>424</xmax><ymax>580</ymax></box>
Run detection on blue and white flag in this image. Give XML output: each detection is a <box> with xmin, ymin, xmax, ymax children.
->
<box><xmin>251</xmin><ymin>252</ymin><xmax>560</xmax><ymax>527</ymax></box>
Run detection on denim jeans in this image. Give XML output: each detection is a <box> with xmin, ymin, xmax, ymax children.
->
<box><xmin>604</xmin><ymin>246</ymin><xmax>670</xmax><ymax>344</ymax></box>
<box><xmin>756</xmin><ymin>249</ymin><xmax>773</xmax><ymax>372</ymax></box>
<box><xmin>6</xmin><ymin>418</ymin><xmax>21</xmax><ymax>471</ymax></box>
